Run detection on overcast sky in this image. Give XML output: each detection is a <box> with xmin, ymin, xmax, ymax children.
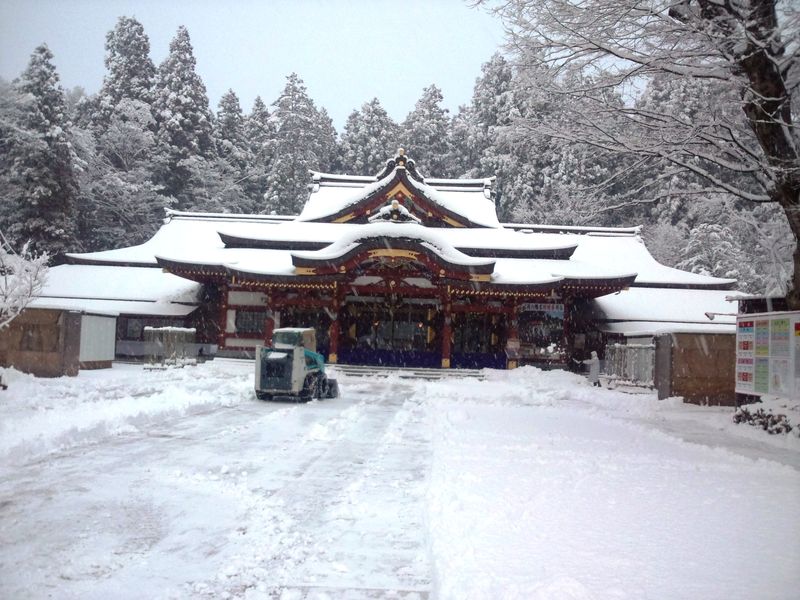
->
<box><xmin>0</xmin><ymin>0</ymin><xmax>505</xmax><ymax>130</ymax></box>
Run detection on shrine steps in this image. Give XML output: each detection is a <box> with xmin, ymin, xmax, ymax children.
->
<box><xmin>330</xmin><ymin>364</ymin><xmax>484</xmax><ymax>381</ymax></box>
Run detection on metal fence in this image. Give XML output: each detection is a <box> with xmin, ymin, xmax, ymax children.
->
<box><xmin>603</xmin><ymin>343</ymin><xmax>655</xmax><ymax>386</ymax></box>
<box><xmin>143</xmin><ymin>326</ymin><xmax>197</xmax><ymax>367</ymax></box>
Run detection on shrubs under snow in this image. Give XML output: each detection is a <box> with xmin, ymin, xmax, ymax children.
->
<box><xmin>733</xmin><ymin>398</ymin><xmax>800</xmax><ymax>437</ymax></box>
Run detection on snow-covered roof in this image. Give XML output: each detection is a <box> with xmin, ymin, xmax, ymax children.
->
<box><xmin>65</xmin><ymin>212</ymin><xmax>733</xmax><ymax>298</ymax></box>
<box><xmin>298</xmin><ymin>169</ymin><xmax>500</xmax><ymax>228</ymax></box>
<box><xmin>570</xmin><ymin>234</ymin><xmax>734</xmax><ymax>288</ymax></box>
<box><xmin>65</xmin><ymin>211</ymin><xmax>285</xmax><ymax>267</ymax></box>
<box><xmin>27</xmin><ymin>298</ymin><xmax>196</xmax><ymax>317</ymax></box>
<box><xmin>67</xmin><ymin>211</ymin><xmax>734</xmax><ymax>290</ymax></box>
<box><xmin>600</xmin><ymin>321</ymin><xmax>736</xmax><ymax>337</ymax></box>
<box><xmin>34</xmin><ymin>264</ymin><xmax>201</xmax><ymax>317</ymax></box>
<box><xmin>26</xmin><ymin>298</ymin><xmax>120</xmax><ymax>317</ymax></box>
<box><xmin>589</xmin><ymin>288</ymin><xmax>740</xmax><ymax>325</ymax></box>
<box><xmin>291</xmin><ymin>222</ymin><xmax>496</xmax><ymax>268</ymax></box>
<box><xmin>41</xmin><ymin>264</ymin><xmax>200</xmax><ymax>303</ymax></box>
<box><xmin>216</xmin><ymin>222</ymin><xmax>580</xmax><ymax>258</ymax></box>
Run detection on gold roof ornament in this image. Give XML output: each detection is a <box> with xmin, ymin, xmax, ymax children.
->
<box><xmin>396</xmin><ymin>147</ymin><xmax>408</xmax><ymax>168</ymax></box>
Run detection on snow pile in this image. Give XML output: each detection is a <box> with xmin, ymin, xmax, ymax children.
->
<box><xmin>0</xmin><ymin>362</ymin><xmax>253</xmax><ymax>464</ymax></box>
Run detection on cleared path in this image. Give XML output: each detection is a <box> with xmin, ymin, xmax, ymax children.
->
<box><xmin>0</xmin><ymin>374</ymin><xmax>432</xmax><ymax>599</ymax></box>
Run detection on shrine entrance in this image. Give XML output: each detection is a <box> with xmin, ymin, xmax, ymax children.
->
<box><xmin>451</xmin><ymin>311</ymin><xmax>508</xmax><ymax>369</ymax></box>
<box><xmin>337</xmin><ymin>297</ymin><xmax>442</xmax><ymax>368</ymax></box>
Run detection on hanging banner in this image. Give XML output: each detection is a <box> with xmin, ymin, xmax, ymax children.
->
<box><xmin>736</xmin><ymin>311</ymin><xmax>799</xmax><ymax>400</ymax></box>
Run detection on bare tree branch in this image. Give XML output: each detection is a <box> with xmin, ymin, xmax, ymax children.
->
<box><xmin>0</xmin><ymin>230</ymin><xmax>49</xmax><ymax>330</ymax></box>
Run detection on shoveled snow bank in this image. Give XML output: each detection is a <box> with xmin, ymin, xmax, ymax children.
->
<box><xmin>0</xmin><ymin>361</ymin><xmax>253</xmax><ymax>464</ymax></box>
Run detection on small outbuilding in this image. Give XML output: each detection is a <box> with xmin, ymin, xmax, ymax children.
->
<box><xmin>30</xmin><ymin>262</ymin><xmax>209</xmax><ymax>361</ymax></box>
<box><xmin>0</xmin><ymin>306</ymin><xmax>117</xmax><ymax>377</ymax></box>
<box><xmin>586</xmin><ymin>287</ymin><xmax>738</xmax><ymax>404</ymax></box>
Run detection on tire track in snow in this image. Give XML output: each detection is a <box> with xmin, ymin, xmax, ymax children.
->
<box><xmin>179</xmin><ymin>376</ymin><xmax>432</xmax><ymax>599</ymax></box>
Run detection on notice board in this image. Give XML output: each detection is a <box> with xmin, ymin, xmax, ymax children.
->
<box><xmin>735</xmin><ymin>311</ymin><xmax>799</xmax><ymax>399</ymax></box>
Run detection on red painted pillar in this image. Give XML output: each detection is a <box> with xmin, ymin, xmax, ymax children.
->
<box><xmin>441</xmin><ymin>299</ymin><xmax>452</xmax><ymax>369</ymax></box>
<box><xmin>328</xmin><ymin>319</ymin><xmax>340</xmax><ymax>364</ymax></box>
<box><xmin>217</xmin><ymin>284</ymin><xmax>228</xmax><ymax>349</ymax></box>
<box><xmin>327</xmin><ymin>286</ymin><xmax>341</xmax><ymax>364</ymax></box>
<box><xmin>263</xmin><ymin>306</ymin><xmax>275</xmax><ymax>346</ymax></box>
<box><xmin>506</xmin><ymin>298</ymin><xmax>520</xmax><ymax>370</ymax></box>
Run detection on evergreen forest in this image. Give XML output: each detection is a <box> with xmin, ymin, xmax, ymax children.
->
<box><xmin>0</xmin><ymin>17</ymin><xmax>792</xmax><ymax>295</ymax></box>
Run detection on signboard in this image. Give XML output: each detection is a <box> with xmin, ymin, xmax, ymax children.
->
<box><xmin>736</xmin><ymin>311</ymin><xmax>799</xmax><ymax>399</ymax></box>
<box><xmin>519</xmin><ymin>303</ymin><xmax>564</xmax><ymax>317</ymax></box>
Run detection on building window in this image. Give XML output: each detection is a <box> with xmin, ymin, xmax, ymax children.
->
<box><xmin>235</xmin><ymin>310</ymin><xmax>265</xmax><ymax>335</ymax></box>
<box><xmin>126</xmin><ymin>318</ymin><xmax>144</xmax><ymax>340</ymax></box>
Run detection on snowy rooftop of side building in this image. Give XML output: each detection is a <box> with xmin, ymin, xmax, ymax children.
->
<box><xmin>31</xmin><ymin>264</ymin><xmax>202</xmax><ymax>317</ymax></box>
<box><xmin>590</xmin><ymin>288</ymin><xmax>741</xmax><ymax>332</ymax></box>
<box><xmin>600</xmin><ymin>321</ymin><xmax>736</xmax><ymax>337</ymax></box>
<box><xmin>27</xmin><ymin>298</ymin><xmax>197</xmax><ymax>317</ymax></box>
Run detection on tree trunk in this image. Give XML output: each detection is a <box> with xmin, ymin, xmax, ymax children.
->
<box><xmin>777</xmin><ymin>183</ymin><xmax>800</xmax><ymax>309</ymax></box>
<box><xmin>737</xmin><ymin>0</ymin><xmax>800</xmax><ymax>308</ymax></box>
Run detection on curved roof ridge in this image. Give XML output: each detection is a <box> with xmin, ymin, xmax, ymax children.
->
<box><xmin>291</xmin><ymin>222</ymin><xmax>495</xmax><ymax>268</ymax></box>
<box><xmin>310</xmin><ymin>171</ymin><xmax>378</xmax><ymax>184</ymax></box>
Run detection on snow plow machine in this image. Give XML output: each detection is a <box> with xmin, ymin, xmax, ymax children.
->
<box><xmin>254</xmin><ymin>327</ymin><xmax>339</xmax><ymax>402</ymax></box>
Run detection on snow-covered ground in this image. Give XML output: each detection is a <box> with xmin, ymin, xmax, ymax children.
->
<box><xmin>1</xmin><ymin>362</ymin><xmax>798</xmax><ymax>599</ymax></box>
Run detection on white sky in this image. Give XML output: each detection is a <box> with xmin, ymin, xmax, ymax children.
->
<box><xmin>0</xmin><ymin>0</ymin><xmax>506</xmax><ymax>130</ymax></box>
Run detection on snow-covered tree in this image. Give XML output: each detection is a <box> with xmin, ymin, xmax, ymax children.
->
<box><xmin>242</xmin><ymin>96</ymin><xmax>275</xmax><ymax>212</ymax></box>
<box><xmin>73</xmin><ymin>99</ymin><xmax>164</xmax><ymax>249</ymax></box>
<box><xmin>483</xmin><ymin>0</ymin><xmax>800</xmax><ymax>306</ymax></box>
<box><xmin>676</xmin><ymin>223</ymin><xmax>760</xmax><ymax>286</ymax></box>
<box><xmin>728</xmin><ymin>203</ymin><xmax>794</xmax><ymax>296</ymax></box>
<box><xmin>469</xmin><ymin>53</ymin><xmax>517</xmax><ymax>173</ymax></box>
<box><xmin>215</xmin><ymin>89</ymin><xmax>249</xmax><ymax>174</ymax></box>
<box><xmin>264</xmin><ymin>73</ymin><xmax>334</xmax><ymax>214</ymax></box>
<box><xmin>0</xmin><ymin>232</ymin><xmax>48</xmax><ymax>330</ymax></box>
<box><xmin>400</xmin><ymin>85</ymin><xmax>452</xmax><ymax>177</ymax></box>
<box><xmin>246</xmin><ymin>96</ymin><xmax>274</xmax><ymax>166</ymax></box>
<box><xmin>446</xmin><ymin>105</ymin><xmax>480</xmax><ymax>178</ymax></box>
<box><xmin>642</xmin><ymin>222</ymin><xmax>689</xmax><ymax>268</ymax></box>
<box><xmin>64</xmin><ymin>16</ymin><xmax>167</xmax><ymax>250</ymax></box>
<box><xmin>482</xmin><ymin>62</ymin><xmax>561</xmax><ymax>221</ymax></box>
<box><xmin>64</xmin><ymin>86</ymin><xmax>87</xmax><ymax>120</ymax></box>
<box><xmin>313</xmin><ymin>107</ymin><xmax>339</xmax><ymax>173</ymax></box>
<box><xmin>340</xmin><ymin>98</ymin><xmax>398</xmax><ymax>175</ymax></box>
<box><xmin>94</xmin><ymin>16</ymin><xmax>156</xmax><ymax>128</ymax></box>
<box><xmin>1</xmin><ymin>45</ymin><xmax>78</xmax><ymax>257</ymax></box>
<box><xmin>152</xmin><ymin>26</ymin><xmax>216</xmax><ymax>208</ymax></box>
<box><xmin>516</xmin><ymin>143</ymin><xmax>620</xmax><ymax>226</ymax></box>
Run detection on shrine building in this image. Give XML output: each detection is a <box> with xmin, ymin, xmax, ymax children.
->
<box><xmin>48</xmin><ymin>151</ymin><xmax>737</xmax><ymax>370</ymax></box>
